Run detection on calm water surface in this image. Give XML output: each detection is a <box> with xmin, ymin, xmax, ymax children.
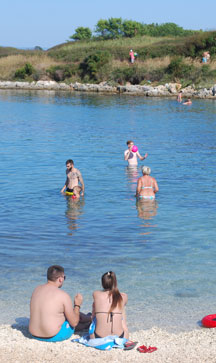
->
<box><xmin>0</xmin><ymin>90</ymin><xmax>215</xmax><ymax>332</ymax></box>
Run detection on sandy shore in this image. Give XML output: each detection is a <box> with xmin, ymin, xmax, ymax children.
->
<box><xmin>1</xmin><ymin>324</ymin><xmax>216</xmax><ymax>363</ymax></box>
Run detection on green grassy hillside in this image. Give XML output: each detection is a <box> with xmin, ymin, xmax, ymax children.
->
<box><xmin>0</xmin><ymin>31</ymin><xmax>216</xmax><ymax>87</ymax></box>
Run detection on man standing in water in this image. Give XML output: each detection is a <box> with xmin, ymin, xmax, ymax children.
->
<box><xmin>124</xmin><ymin>140</ymin><xmax>148</xmax><ymax>167</ymax></box>
<box><xmin>61</xmin><ymin>159</ymin><xmax>85</xmax><ymax>195</ymax></box>
<box><xmin>29</xmin><ymin>265</ymin><xmax>90</xmax><ymax>342</ymax></box>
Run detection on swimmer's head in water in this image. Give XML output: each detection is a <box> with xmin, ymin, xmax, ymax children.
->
<box><xmin>142</xmin><ymin>166</ymin><xmax>151</xmax><ymax>175</ymax></box>
<box><xmin>73</xmin><ymin>186</ymin><xmax>82</xmax><ymax>198</ymax></box>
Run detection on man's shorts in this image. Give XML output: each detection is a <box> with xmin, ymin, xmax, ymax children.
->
<box><xmin>32</xmin><ymin>321</ymin><xmax>74</xmax><ymax>342</ymax></box>
<box><xmin>65</xmin><ymin>188</ymin><xmax>74</xmax><ymax>196</ymax></box>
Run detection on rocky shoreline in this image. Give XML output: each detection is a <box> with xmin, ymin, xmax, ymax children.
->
<box><xmin>0</xmin><ymin>80</ymin><xmax>216</xmax><ymax>99</ymax></box>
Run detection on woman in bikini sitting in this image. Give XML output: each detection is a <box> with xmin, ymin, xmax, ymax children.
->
<box><xmin>90</xmin><ymin>271</ymin><xmax>129</xmax><ymax>339</ymax></box>
<box><xmin>136</xmin><ymin>165</ymin><xmax>159</xmax><ymax>200</ymax></box>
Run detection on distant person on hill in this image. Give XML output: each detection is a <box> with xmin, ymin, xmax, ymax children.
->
<box><xmin>202</xmin><ymin>51</ymin><xmax>210</xmax><ymax>63</ymax></box>
<box><xmin>129</xmin><ymin>49</ymin><xmax>135</xmax><ymax>64</ymax></box>
<box><xmin>61</xmin><ymin>159</ymin><xmax>84</xmax><ymax>196</ymax></box>
<box><xmin>124</xmin><ymin>140</ymin><xmax>148</xmax><ymax>167</ymax></box>
<box><xmin>183</xmin><ymin>98</ymin><xmax>192</xmax><ymax>105</ymax></box>
<box><xmin>29</xmin><ymin>265</ymin><xmax>91</xmax><ymax>342</ymax></box>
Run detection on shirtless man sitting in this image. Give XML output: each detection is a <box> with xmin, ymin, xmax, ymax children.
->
<box><xmin>61</xmin><ymin>159</ymin><xmax>85</xmax><ymax>196</ymax></box>
<box><xmin>124</xmin><ymin>140</ymin><xmax>148</xmax><ymax>167</ymax></box>
<box><xmin>29</xmin><ymin>265</ymin><xmax>90</xmax><ymax>342</ymax></box>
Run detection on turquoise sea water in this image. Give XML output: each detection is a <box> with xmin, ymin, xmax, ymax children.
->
<box><xmin>0</xmin><ymin>90</ymin><xmax>215</xmax><ymax>332</ymax></box>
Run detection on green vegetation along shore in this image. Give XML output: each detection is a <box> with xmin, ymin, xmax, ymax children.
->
<box><xmin>0</xmin><ymin>27</ymin><xmax>216</xmax><ymax>89</ymax></box>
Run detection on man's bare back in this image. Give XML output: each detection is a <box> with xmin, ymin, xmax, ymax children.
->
<box><xmin>29</xmin><ymin>265</ymin><xmax>82</xmax><ymax>340</ymax></box>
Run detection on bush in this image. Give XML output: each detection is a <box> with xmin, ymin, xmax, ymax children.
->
<box><xmin>167</xmin><ymin>57</ymin><xmax>194</xmax><ymax>78</ymax></box>
<box><xmin>80</xmin><ymin>50</ymin><xmax>111</xmax><ymax>81</ymax></box>
<box><xmin>110</xmin><ymin>66</ymin><xmax>145</xmax><ymax>85</ymax></box>
<box><xmin>47</xmin><ymin>65</ymin><xmax>78</xmax><ymax>81</ymax></box>
<box><xmin>14</xmin><ymin>63</ymin><xmax>34</xmax><ymax>79</ymax></box>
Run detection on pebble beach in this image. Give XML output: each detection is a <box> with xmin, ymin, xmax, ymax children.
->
<box><xmin>1</xmin><ymin>324</ymin><xmax>216</xmax><ymax>363</ymax></box>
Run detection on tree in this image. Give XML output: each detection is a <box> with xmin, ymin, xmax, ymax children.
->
<box><xmin>95</xmin><ymin>18</ymin><xmax>123</xmax><ymax>39</ymax></box>
<box><xmin>95</xmin><ymin>19</ymin><xmax>110</xmax><ymax>38</ymax></box>
<box><xmin>122</xmin><ymin>20</ymin><xmax>143</xmax><ymax>38</ymax></box>
<box><xmin>70</xmin><ymin>27</ymin><xmax>92</xmax><ymax>41</ymax></box>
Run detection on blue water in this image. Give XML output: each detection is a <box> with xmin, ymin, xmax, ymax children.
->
<box><xmin>0</xmin><ymin>90</ymin><xmax>215</xmax><ymax>332</ymax></box>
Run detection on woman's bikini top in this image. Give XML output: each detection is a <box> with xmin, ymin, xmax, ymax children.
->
<box><xmin>141</xmin><ymin>180</ymin><xmax>153</xmax><ymax>189</ymax></box>
<box><xmin>95</xmin><ymin>312</ymin><xmax>122</xmax><ymax>333</ymax></box>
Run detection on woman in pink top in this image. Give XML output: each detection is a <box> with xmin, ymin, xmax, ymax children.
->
<box><xmin>129</xmin><ymin>49</ymin><xmax>135</xmax><ymax>63</ymax></box>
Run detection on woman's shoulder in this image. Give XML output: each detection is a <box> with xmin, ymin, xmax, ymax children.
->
<box><xmin>121</xmin><ymin>292</ymin><xmax>128</xmax><ymax>303</ymax></box>
<box><xmin>93</xmin><ymin>290</ymin><xmax>104</xmax><ymax>297</ymax></box>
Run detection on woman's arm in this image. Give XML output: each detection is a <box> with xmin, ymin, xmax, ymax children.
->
<box><xmin>153</xmin><ymin>178</ymin><xmax>159</xmax><ymax>193</ymax></box>
<box><xmin>136</xmin><ymin>178</ymin><xmax>142</xmax><ymax>197</ymax></box>
<box><xmin>121</xmin><ymin>293</ymin><xmax>129</xmax><ymax>339</ymax></box>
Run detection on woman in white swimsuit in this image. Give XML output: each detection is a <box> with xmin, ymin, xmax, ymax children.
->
<box><xmin>90</xmin><ymin>271</ymin><xmax>129</xmax><ymax>339</ymax></box>
<box><xmin>136</xmin><ymin>166</ymin><xmax>159</xmax><ymax>200</ymax></box>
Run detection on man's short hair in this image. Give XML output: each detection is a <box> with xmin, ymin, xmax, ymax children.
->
<box><xmin>66</xmin><ymin>159</ymin><xmax>74</xmax><ymax>165</ymax></box>
<box><xmin>47</xmin><ymin>265</ymin><xmax>64</xmax><ymax>281</ymax></box>
<box><xmin>126</xmin><ymin>140</ymin><xmax>133</xmax><ymax>145</ymax></box>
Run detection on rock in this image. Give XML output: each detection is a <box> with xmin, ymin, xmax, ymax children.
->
<box><xmin>0</xmin><ymin>80</ymin><xmax>215</xmax><ymax>99</ymax></box>
<box><xmin>35</xmin><ymin>81</ymin><xmax>59</xmax><ymax>89</ymax></box>
<box><xmin>165</xmin><ymin>83</ymin><xmax>179</xmax><ymax>94</ymax></box>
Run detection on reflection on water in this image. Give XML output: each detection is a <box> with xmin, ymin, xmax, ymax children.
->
<box><xmin>125</xmin><ymin>166</ymin><xmax>140</xmax><ymax>193</ymax></box>
<box><xmin>136</xmin><ymin>199</ymin><xmax>158</xmax><ymax>220</ymax></box>
<box><xmin>136</xmin><ymin>199</ymin><xmax>158</xmax><ymax>234</ymax></box>
<box><xmin>65</xmin><ymin>196</ymin><xmax>85</xmax><ymax>235</ymax></box>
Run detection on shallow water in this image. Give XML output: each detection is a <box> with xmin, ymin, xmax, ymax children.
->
<box><xmin>0</xmin><ymin>90</ymin><xmax>215</xmax><ymax>332</ymax></box>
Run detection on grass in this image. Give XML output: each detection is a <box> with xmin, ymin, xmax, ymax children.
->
<box><xmin>0</xmin><ymin>32</ymin><xmax>216</xmax><ymax>87</ymax></box>
<box><xmin>0</xmin><ymin>54</ymin><xmax>62</xmax><ymax>80</ymax></box>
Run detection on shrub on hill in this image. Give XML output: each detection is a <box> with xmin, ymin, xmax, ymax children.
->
<box><xmin>14</xmin><ymin>63</ymin><xmax>34</xmax><ymax>79</ymax></box>
<box><xmin>79</xmin><ymin>50</ymin><xmax>111</xmax><ymax>81</ymax></box>
<box><xmin>47</xmin><ymin>64</ymin><xmax>78</xmax><ymax>81</ymax></box>
<box><xmin>166</xmin><ymin>57</ymin><xmax>194</xmax><ymax>78</ymax></box>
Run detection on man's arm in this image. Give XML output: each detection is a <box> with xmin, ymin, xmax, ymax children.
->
<box><xmin>61</xmin><ymin>177</ymin><xmax>68</xmax><ymax>193</ymax></box>
<box><xmin>137</xmin><ymin>151</ymin><xmax>148</xmax><ymax>161</ymax></box>
<box><xmin>61</xmin><ymin>184</ymin><xmax>66</xmax><ymax>193</ymax></box>
<box><xmin>124</xmin><ymin>149</ymin><xmax>132</xmax><ymax>161</ymax></box>
<box><xmin>63</xmin><ymin>292</ymin><xmax>83</xmax><ymax>328</ymax></box>
<box><xmin>78</xmin><ymin>172</ymin><xmax>85</xmax><ymax>195</ymax></box>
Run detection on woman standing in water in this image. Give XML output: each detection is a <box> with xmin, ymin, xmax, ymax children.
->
<box><xmin>136</xmin><ymin>166</ymin><xmax>159</xmax><ymax>200</ymax></box>
<box><xmin>90</xmin><ymin>271</ymin><xmax>129</xmax><ymax>339</ymax></box>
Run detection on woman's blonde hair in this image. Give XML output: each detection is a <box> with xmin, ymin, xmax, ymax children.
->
<box><xmin>142</xmin><ymin>166</ymin><xmax>151</xmax><ymax>175</ymax></box>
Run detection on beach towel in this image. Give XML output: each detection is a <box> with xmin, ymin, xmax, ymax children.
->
<box><xmin>72</xmin><ymin>334</ymin><xmax>127</xmax><ymax>350</ymax></box>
